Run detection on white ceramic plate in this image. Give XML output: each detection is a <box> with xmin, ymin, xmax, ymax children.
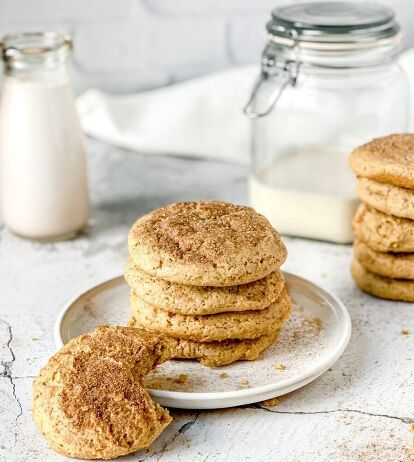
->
<box><xmin>54</xmin><ymin>272</ymin><xmax>351</xmax><ymax>409</ymax></box>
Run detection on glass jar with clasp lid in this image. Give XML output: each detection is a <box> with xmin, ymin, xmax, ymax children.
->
<box><xmin>244</xmin><ymin>2</ymin><xmax>409</xmax><ymax>243</ymax></box>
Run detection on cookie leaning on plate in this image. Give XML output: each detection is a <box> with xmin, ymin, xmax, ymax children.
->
<box><xmin>352</xmin><ymin>204</ymin><xmax>414</xmax><ymax>253</ymax></box>
<box><xmin>32</xmin><ymin>326</ymin><xmax>172</xmax><ymax>460</ymax></box>
<box><xmin>130</xmin><ymin>288</ymin><xmax>291</xmax><ymax>342</ymax></box>
<box><xmin>351</xmin><ymin>258</ymin><xmax>414</xmax><ymax>302</ymax></box>
<box><xmin>356</xmin><ymin>177</ymin><xmax>414</xmax><ymax>220</ymax></box>
<box><xmin>125</xmin><ymin>257</ymin><xmax>285</xmax><ymax>315</ymax></box>
<box><xmin>129</xmin><ymin>317</ymin><xmax>280</xmax><ymax>367</ymax></box>
<box><xmin>349</xmin><ymin>133</ymin><xmax>414</xmax><ymax>189</ymax></box>
<box><xmin>128</xmin><ymin>201</ymin><xmax>287</xmax><ymax>286</ymax></box>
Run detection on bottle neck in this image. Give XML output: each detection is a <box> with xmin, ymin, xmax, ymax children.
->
<box><xmin>5</xmin><ymin>62</ymin><xmax>69</xmax><ymax>82</ymax></box>
<box><xmin>2</xmin><ymin>32</ymin><xmax>72</xmax><ymax>79</ymax></box>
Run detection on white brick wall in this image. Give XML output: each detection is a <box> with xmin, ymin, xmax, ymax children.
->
<box><xmin>0</xmin><ymin>0</ymin><xmax>412</xmax><ymax>94</ymax></box>
<box><xmin>0</xmin><ymin>0</ymin><xmax>136</xmax><ymax>22</ymax></box>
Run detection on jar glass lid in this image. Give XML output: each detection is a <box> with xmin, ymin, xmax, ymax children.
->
<box><xmin>268</xmin><ymin>2</ymin><xmax>399</xmax><ymax>48</ymax></box>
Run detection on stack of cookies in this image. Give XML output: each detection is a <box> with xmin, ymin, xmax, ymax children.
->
<box><xmin>125</xmin><ymin>200</ymin><xmax>291</xmax><ymax>367</ymax></box>
<box><xmin>349</xmin><ymin>134</ymin><xmax>414</xmax><ymax>301</ymax></box>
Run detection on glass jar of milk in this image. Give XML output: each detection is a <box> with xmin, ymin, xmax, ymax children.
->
<box><xmin>0</xmin><ymin>32</ymin><xmax>89</xmax><ymax>240</ymax></box>
<box><xmin>245</xmin><ymin>2</ymin><xmax>409</xmax><ymax>243</ymax></box>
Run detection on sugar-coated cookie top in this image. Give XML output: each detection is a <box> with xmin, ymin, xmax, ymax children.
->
<box><xmin>350</xmin><ymin>134</ymin><xmax>414</xmax><ymax>189</ymax></box>
<box><xmin>128</xmin><ymin>201</ymin><xmax>287</xmax><ymax>286</ymax></box>
<box><xmin>32</xmin><ymin>326</ymin><xmax>172</xmax><ymax>460</ymax></box>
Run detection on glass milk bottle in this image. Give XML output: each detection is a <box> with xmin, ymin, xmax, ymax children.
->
<box><xmin>244</xmin><ymin>2</ymin><xmax>409</xmax><ymax>243</ymax></box>
<box><xmin>0</xmin><ymin>32</ymin><xmax>89</xmax><ymax>240</ymax></box>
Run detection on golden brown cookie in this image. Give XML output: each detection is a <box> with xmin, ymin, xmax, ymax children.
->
<box><xmin>352</xmin><ymin>204</ymin><xmax>414</xmax><ymax>253</ymax></box>
<box><xmin>354</xmin><ymin>239</ymin><xmax>414</xmax><ymax>280</ymax></box>
<box><xmin>349</xmin><ymin>134</ymin><xmax>414</xmax><ymax>189</ymax></box>
<box><xmin>129</xmin><ymin>317</ymin><xmax>280</xmax><ymax>367</ymax></box>
<box><xmin>128</xmin><ymin>201</ymin><xmax>287</xmax><ymax>287</ymax></box>
<box><xmin>356</xmin><ymin>177</ymin><xmax>414</xmax><ymax>220</ymax></box>
<box><xmin>32</xmin><ymin>326</ymin><xmax>172</xmax><ymax>460</ymax></box>
<box><xmin>124</xmin><ymin>257</ymin><xmax>285</xmax><ymax>315</ymax></box>
<box><xmin>351</xmin><ymin>258</ymin><xmax>414</xmax><ymax>301</ymax></box>
<box><xmin>130</xmin><ymin>288</ymin><xmax>291</xmax><ymax>342</ymax></box>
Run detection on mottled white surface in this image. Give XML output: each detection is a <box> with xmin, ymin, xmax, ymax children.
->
<box><xmin>0</xmin><ymin>139</ymin><xmax>413</xmax><ymax>462</ymax></box>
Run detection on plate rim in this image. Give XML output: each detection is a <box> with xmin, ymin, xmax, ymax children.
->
<box><xmin>54</xmin><ymin>272</ymin><xmax>352</xmax><ymax>403</ymax></box>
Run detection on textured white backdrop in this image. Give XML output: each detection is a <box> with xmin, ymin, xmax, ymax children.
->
<box><xmin>0</xmin><ymin>0</ymin><xmax>412</xmax><ymax>93</ymax></box>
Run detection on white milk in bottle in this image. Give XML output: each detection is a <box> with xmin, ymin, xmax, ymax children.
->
<box><xmin>0</xmin><ymin>32</ymin><xmax>89</xmax><ymax>240</ymax></box>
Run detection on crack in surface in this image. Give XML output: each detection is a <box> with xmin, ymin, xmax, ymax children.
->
<box><xmin>247</xmin><ymin>404</ymin><xmax>414</xmax><ymax>424</ymax></box>
<box><xmin>145</xmin><ymin>413</ymin><xmax>200</xmax><ymax>461</ymax></box>
<box><xmin>1</xmin><ymin>320</ymin><xmax>23</xmax><ymax>447</ymax></box>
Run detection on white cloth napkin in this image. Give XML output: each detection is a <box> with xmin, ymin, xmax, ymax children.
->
<box><xmin>76</xmin><ymin>66</ymin><xmax>258</xmax><ymax>164</ymax></box>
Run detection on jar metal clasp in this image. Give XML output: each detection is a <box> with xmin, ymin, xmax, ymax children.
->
<box><xmin>244</xmin><ymin>30</ymin><xmax>300</xmax><ymax>119</ymax></box>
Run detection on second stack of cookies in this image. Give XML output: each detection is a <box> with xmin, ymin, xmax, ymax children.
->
<box><xmin>125</xmin><ymin>201</ymin><xmax>291</xmax><ymax>367</ymax></box>
<box><xmin>349</xmin><ymin>134</ymin><xmax>414</xmax><ymax>301</ymax></box>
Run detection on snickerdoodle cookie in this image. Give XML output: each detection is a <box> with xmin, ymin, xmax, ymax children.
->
<box><xmin>32</xmin><ymin>326</ymin><xmax>172</xmax><ymax>460</ymax></box>
<box><xmin>351</xmin><ymin>258</ymin><xmax>414</xmax><ymax>301</ymax></box>
<box><xmin>129</xmin><ymin>317</ymin><xmax>280</xmax><ymax>367</ymax></box>
<box><xmin>124</xmin><ymin>257</ymin><xmax>284</xmax><ymax>315</ymax></box>
<box><xmin>354</xmin><ymin>239</ymin><xmax>414</xmax><ymax>280</ymax></box>
<box><xmin>130</xmin><ymin>288</ymin><xmax>291</xmax><ymax>342</ymax></box>
<box><xmin>349</xmin><ymin>134</ymin><xmax>414</xmax><ymax>189</ymax></box>
<box><xmin>352</xmin><ymin>204</ymin><xmax>414</xmax><ymax>253</ymax></box>
<box><xmin>128</xmin><ymin>201</ymin><xmax>287</xmax><ymax>287</ymax></box>
<box><xmin>356</xmin><ymin>177</ymin><xmax>414</xmax><ymax>220</ymax></box>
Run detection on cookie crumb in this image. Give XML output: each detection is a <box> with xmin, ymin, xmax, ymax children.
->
<box><xmin>273</xmin><ymin>363</ymin><xmax>286</xmax><ymax>371</ymax></box>
<box><xmin>239</xmin><ymin>379</ymin><xmax>250</xmax><ymax>387</ymax></box>
<box><xmin>220</xmin><ymin>372</ymin><xmax>229</xmax><ymax>379</ymax></box>
<box><xmin>307</xmin><ymin>317</ymin><xmax>324</xmax><ymax>331</ymax></box>
<box><xmin>31</xmin><ymin>336</ymin><xmax>38</xmax><ymax>341</ymax></box>
<box><xmin>148</xmin><ymin>381</ymin><xmax>162</xmax><ymax>389</ymax></box>
<box><xmin>402</xmin><ymin>328</ymin><xmax>410</xmax><ymax>336</ymax></box>
<box><xmin>173</xmin><ymin>374</ymin><xmax>188</xmax><ymax>384</ymax></box>
<box><xmin>261</xmin><ymin>397</ymin><xmax>279</xmax><ymax>406</ymax></box>
<box><xmin>313</xmin><ymin>317</ymin><xmax>324</xmax><ymax>330</ymax></box>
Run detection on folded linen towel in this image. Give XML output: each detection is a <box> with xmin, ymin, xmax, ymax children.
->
<box><xmin>76</xmin><ymin>66</ymin><xmax>258</xmax><ymax>164</ymax></box>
